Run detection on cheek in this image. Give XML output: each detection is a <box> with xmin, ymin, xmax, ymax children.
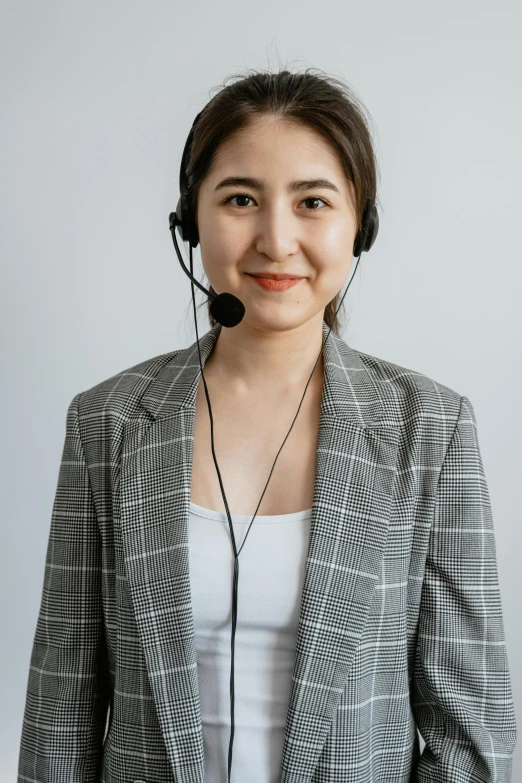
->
<box><xmin>311</xmin><ymin>230</ymin><xmax>354</xmax><ymax>276</ymax></box>
<box><xmin>321</xmin><ymin>219</ymin><xmax>356</xmax><ymax>253</ymax></box>
<box><xmin>200</xmin><ymin>244</ymin><xmax>242</xmax><ymax>291</ymax></box>
<box><xmin>201</xmin><ymin>216</ymin><xmax>248</xmax><ymax>260</ymax></box>
<box><xmin>316</xmin><ymin>265</ymin><xmax>351</xmax><ymax>301</ymax></box>
<box><xmin>316</xmin><ymin>226</ymin><xmax>355</xmax><ymax>282</ymax></box>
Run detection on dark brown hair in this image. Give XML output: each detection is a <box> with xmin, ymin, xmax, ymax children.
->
<box><xmin>184</xmin><ymin>66</ymin><xmax>380</xmax><ymax>336</ymax></box>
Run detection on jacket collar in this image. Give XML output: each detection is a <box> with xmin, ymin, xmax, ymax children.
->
<box><xmin>140</xmin><ymin>320</ymin><xmax>386</xmax><ymax>429</ymax></box>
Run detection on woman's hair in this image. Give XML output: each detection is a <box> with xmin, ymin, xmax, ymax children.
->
<box><xmin>184</xmin><ymin>66</ymin><xmax>380</xmax><ymax>336</ymax></box>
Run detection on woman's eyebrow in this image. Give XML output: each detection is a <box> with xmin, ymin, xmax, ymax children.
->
<box><xmin>214</xmin><ymin>176</ymin><xmax>340</xmax><ymax>194</ymax></box>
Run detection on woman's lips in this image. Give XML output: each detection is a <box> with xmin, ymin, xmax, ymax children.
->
<box><xmin>248</xmin><ymin>275</ymin><xmax>303</xmax><ymax>291</ymax></box>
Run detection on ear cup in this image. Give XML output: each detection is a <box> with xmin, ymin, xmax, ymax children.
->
<box><xmin>353</xmin><ymin>199</ymin><xmax>379</xmax><ymax>257</ymax></box>
<box><xmin>175</xmin><ymin>192</ymin><xmax>199</xmax><ymax>248</ymax></box>
<box><xmin>175</xmin><ymin>110</ymin><xmax>203</xmax><ymax>249</ymax></box>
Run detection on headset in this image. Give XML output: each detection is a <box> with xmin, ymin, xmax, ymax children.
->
<box><xmin>168</xmin><ymin>108</ymin><xmax>379</xmax><ymax>782</ymax></box>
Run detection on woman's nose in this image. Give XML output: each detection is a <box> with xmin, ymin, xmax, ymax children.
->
<box><xmin>253</xmin><ymin>206</ymin><xmax>300</xmax><ymax>261</ymax></box>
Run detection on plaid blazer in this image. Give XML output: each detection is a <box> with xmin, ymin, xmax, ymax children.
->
<box><xmin>18</xmin><ymin>321</ymin><xmax>517</xmax><ymax>783</ymax></box>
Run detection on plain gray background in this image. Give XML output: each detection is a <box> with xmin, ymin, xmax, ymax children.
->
<box><xmin>2</xmin><ymin>0</ymin><xmax>521</xmax><ymax>779</ymax></box>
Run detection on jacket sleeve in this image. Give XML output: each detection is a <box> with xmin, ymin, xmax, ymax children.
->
<box><xmin>18</xmin><ymin>392</ymin><xmax>110</xmax><ymax>783</ymax></box>
<box><xmin>411</xmin><ymin>394</ymin><xmax>517</xmax><ymax>782</ymax></box>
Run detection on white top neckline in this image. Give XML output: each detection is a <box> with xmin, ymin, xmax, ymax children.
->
<box><xmin>189</xmin><ymin>500</ymin><xmax>312</xmax><ymax>525</ymax></box>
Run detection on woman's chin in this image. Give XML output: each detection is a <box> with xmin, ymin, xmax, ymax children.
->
<box><xmin>238</xmin><ymin>304</ymin><xmax>319</xmax><ymax>333</ymax></box>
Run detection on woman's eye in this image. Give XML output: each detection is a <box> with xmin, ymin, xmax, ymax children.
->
<box><xmin>224</xmin><ymin>194</ymin><xmax>329</xmax><ymax>210</ymax></box>
<box><xmin>225</xmin><ymin>194</ymin><xmax>255</xmax><ymax>208</ymax></box>
<box><xmin>302</xmin><ymin>197</ymin><xmax>328</xmax><ymax>210</ymax></box>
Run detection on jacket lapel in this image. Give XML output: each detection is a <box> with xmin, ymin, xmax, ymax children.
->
<box><xmin>120</xmin><ymin>321</ymin><xmax>400</xmax><ymax>783</ymax></box>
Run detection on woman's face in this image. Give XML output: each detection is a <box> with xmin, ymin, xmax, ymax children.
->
<box><xmin>196</xmin><ymin>115</ymin><xmax>358</xmax><ymax>333</ymax></box>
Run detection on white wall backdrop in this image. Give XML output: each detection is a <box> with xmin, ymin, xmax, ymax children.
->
<box><xmin>2</xmin><ymin>0</ymin><xmax>521</xmax><ymax>779</ymax></box>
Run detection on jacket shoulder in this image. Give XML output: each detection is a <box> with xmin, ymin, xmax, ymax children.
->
<box><xmin>352</xmin><ymin>345</ymin><xmax>464</xmax><ymax>421</ymax></box>
<box><xmin>75</xmin><ymin>347</ymin><xmax>185</xmax><ymax>422</ymax></box>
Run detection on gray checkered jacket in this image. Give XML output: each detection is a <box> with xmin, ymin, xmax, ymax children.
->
<box><xmin>18</xmin><ymin>321</ymin><xmax>517</xmax><ymax>783</ymax></box>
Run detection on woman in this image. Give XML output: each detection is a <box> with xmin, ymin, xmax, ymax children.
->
<box><xmin>18</xmin><ymin>68</ymin><xmax>516</xmax><ymax>783</ymax></box>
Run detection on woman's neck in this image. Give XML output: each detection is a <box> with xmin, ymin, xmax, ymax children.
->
<box><xmin>203</xmin><ymin>317</ymin><xmax>326</xmax><ymax>398</ymax></box>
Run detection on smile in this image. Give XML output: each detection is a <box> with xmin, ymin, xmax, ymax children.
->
<box><xmin>247</xmin><ymin>275</ymin><xmax>303</xmax><ymax>291</ymax></box>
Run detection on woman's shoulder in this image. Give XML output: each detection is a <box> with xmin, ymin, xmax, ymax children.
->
<box><xmin>356</xmin><ymin>344</ymin><xmax>461</xmax><ymax>397</ymax></box>
<box><xmin>73</xmin><ymin>345</ymin><xmax>188</xmax><ymax>424</ymax></box>
<box><xmin>345</xmin><ymin>341</ymin><xmax>465</xmax><ymax>427</ymax></box>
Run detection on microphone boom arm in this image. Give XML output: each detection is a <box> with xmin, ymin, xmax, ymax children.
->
<box><xmin>169</xmin><ymin>213</ymin><xmax>217</xmax><ymax>302</ymax></box>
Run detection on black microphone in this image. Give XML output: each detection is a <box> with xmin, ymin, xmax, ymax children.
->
<box><xmin>169</xmin><ymin>211</ymin><xmax>246</xmax><ymax>328</ymax></box>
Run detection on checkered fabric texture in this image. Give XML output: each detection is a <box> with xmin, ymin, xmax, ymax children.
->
<box><xmin>17</xmin><ymin>321</ymin><xmax>517</xmax><ymax>783</ymax></box>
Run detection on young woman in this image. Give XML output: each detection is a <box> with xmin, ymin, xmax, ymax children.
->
<box><xmin>18</xmin><ymin>68</ymin><xmax>517</xmax><ymax>783</ymax></box>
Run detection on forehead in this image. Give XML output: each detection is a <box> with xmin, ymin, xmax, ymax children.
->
<box><xmin>210</xmin><ymin>116</ymin><xmax>345</xmax><ymax>177</ymax></box>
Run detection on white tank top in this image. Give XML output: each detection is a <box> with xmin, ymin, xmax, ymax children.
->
<box><xmin>188</xmin><ymin>499</ymin><xmax>313</xmax><ymax>783</ymax></box>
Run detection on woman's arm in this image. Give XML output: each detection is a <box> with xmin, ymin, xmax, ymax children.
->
<box><xmin>410</xmin><ymin>394</ymin><xmax>517</xmax><ymax>782</ymax></box>
<box><xmin>17</xmin><ymin>392</ymin><xmax>110</xmax><ymax>783</ymax></box>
